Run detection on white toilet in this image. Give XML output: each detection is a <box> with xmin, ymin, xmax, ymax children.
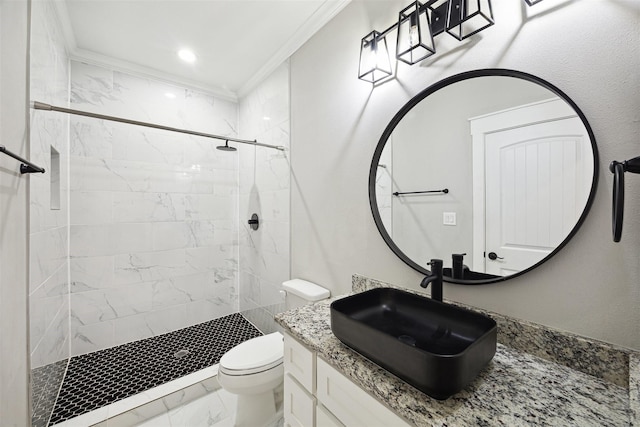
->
<box><xmin>218</xmin><ymin>279</ymin><xmax>330</xmax><ymax>427</ymax></box>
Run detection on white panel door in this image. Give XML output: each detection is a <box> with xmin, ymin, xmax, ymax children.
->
<box><xmin>484</xmin><ymin>117</ymin><xmax>590</xmax><ymax>275</ymax></box>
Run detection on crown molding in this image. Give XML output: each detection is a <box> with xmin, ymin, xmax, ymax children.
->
<box><xmin>68</xmin><ymin>48</ymin><xmax>238</xmax><ymax>102</ymax></box>
<box><xmin>237</xmin><ymin>0</ymin><xmax>351</xmax><ymax>98</ymax></box>
<box><xmin>51</xmin><ymin>0</ymin><xmax>352</xmax><ymax>102</ymax></box>
<box><xmin>51</xmin><ymin>0</ymin><xmax>237</xmax><ymax>101</ymax></box>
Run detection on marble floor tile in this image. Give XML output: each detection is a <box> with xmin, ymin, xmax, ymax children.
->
<box><xmin>94</xmin><ymin>378</ymin><xmax>282</xmax><ymax>427</ymax></box>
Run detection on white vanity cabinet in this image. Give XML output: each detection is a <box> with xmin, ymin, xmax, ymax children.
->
<box><xmin>283</xmin><ymin>333</ymin><xmax>411</xmax><ymax>427</ymax></box>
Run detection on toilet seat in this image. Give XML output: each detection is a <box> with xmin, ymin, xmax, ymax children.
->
<box><xmin>219</xmin><ymin>332</ymin><xmax>283</xmax><ymax>376</ymax></box>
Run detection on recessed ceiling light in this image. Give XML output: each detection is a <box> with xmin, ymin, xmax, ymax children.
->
<box><xmin>165</xmin><ymin>92</ymin><xmax>176</xmax><ymax>99</ymax></box>
<box><xmin>178</xmin><ymin>49</ymin><xmax>197</xmax><ymax>63</ymax></box>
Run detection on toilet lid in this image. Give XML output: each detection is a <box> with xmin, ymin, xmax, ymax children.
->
<box><xmin>219</xmin><ymin>332</ymin><xmax>283</xmax><ymax>375</ymax></box>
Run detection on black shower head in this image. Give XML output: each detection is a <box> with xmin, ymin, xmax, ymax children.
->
<box><xmin>216</xmin><ymin>140</ymin><xmax>237</xmax><ymax>152</ymax></box>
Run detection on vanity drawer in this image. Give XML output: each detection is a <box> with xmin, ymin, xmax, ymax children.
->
<box><xmin>284</xmin><ymin>332</ymin><xmax>316</xmax><ymax>392</ymax></box>
<box><xmin>284</xmin><ymin>373</ymin><xmax>316</xmax><ymax>427</ymax></box>
<box><xmin>316</xmin><ymin>357</ymin><xmax>410</xmax><ymax>427</ymax></box>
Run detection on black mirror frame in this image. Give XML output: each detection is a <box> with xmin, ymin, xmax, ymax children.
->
<box><xmin>368</xmin><ymin>69</ymin><xmax>599</xmax><ymax>285</ymax></box>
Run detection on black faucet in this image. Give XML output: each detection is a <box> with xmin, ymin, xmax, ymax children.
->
<box><xmin>452</xmin><ymin>253</ymin><xmax>468</xmax><ymax>280</ymax></box>
<box><xmin>420</xmin><ymin>259</ymin><xmax>443</xmax><ymax>302</ymax></box>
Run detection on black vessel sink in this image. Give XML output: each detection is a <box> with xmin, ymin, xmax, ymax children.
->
<box><xmin>330</xmin><ymin>288</ymin><xmax>497</xmax><ymax>400</ymax></box>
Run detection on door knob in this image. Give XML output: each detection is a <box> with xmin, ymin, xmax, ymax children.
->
<box><xmin>487</xmin><ymin>252</ymin><xmax>503</xmax><ymax>261</ymax></box>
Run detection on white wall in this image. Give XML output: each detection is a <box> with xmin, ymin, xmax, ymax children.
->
<box><xmin>238</xmin><ymin>62</ymin><xmax>291</xmax><ymax>333</ymax></box>
<box><xmin>291</xmin><ymin>0</ymin><xmax>640</xmax><ymax>350</ymax></box>
<box><xmin>0</xmin><ymin>0</ymin><xmax>31</xmax><ymax>423</ymax></box>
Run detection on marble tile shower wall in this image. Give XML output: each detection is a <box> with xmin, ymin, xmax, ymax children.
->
<box><xmin>29</xmin><ymin>0</ymin><xmax>71</xmax><ymax>369</ymax></box>
<box><xmin>238</xmin><ymin>63</ymin><xmax>291</xmax><ymax>333</ymax></box>
<box><xmin>68</xmin><ymin>61</ymin><xmax>241</xmax><ymax>355</ymax></box>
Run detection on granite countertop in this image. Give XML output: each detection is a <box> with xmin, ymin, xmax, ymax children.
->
<box><xmin>276</xmin><ymin>295</ymin><xmax>633</xmax><ymax>426</ymax></box>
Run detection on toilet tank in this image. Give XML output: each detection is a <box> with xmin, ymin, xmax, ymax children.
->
<box><xmin>282</xmin><ymin>279</ymin><xmax>330</xmax><ymax>310</ymax></box>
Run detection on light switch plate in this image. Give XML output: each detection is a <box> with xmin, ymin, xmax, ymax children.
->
<box><xmin>443</xmin><ymin>212</ymin><xmax>456</xmax><ymax>226</ymax></box>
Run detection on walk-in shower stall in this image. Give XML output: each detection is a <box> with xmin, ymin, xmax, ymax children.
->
<box><xmin>28</xmin><ymin>2</ymin><xmax>291</xmax><ymax>425</ymax></box>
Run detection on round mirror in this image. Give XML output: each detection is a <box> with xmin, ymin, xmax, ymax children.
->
<box><xmin>369</xmin><ymin>69</ymin><xmax>598</xmax><ymax>284</ymax></box>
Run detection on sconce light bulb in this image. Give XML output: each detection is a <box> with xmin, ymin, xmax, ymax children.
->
<box><xmin>367</xmin><ymin>38</ymin><xmax>379</xmax><ymax>69</ymax></box>
<box><xmin>409</xmin><ymin>24</ymin><xmax>419</xmax><ymax>47</ymax></box>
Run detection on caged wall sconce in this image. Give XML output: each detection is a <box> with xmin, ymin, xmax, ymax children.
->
<box><xmin>443</xmin><ymin>0</ymin><xmax>494</xmax><ymax>41</ymax></box>
<box><xmin>358</xmin><ymin>30</ymin><xmax>393</xmax><ymax>82</ymax></box>
<box><xmin>359</xmin><ymin>0</ymin><xmax>543</xmax><ymax>83</ymax></box>
<box><xmin>397</xmin><ymin>1</ymin><xmax>435</xmax><ymax>65</ymax></box>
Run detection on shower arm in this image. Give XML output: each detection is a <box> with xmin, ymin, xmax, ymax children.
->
<box><xmin>32</xmin><ymin>101</ymin><xmax>286</xmax><ymax>151</ymax></box>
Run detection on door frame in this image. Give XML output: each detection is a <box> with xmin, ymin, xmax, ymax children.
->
<box><xmin>469</xmin><ymin>98</ymin><xmax>578</xmax><ymax>273</ymax></box>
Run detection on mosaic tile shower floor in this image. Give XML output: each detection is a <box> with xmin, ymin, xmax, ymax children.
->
<box><xmin>46</xmin><ymin>313</ymin><xmax>262</xmax><ymax>426</ymax></box>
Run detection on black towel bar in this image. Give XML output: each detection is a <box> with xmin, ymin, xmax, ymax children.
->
<box><xmin>0</xmin><ymin>145</ymin><xmax>45</xmax><ymax>174</ymax></box>
<box><xmin>393</xmin><ymin>188</ymin><xmax>449</xmax><ymax>196</ymax></box>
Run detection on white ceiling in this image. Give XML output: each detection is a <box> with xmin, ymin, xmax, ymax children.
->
<box><xmin>56</xmin><ymin>0</ymin><xmax>350</xmax><ymax>100</ymax></box>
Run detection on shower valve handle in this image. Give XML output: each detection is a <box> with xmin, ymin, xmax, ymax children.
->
<box><xmin>248</xmin><ymin>213</ymin><xmax>259</xmax><ymax>230</ymax></box>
